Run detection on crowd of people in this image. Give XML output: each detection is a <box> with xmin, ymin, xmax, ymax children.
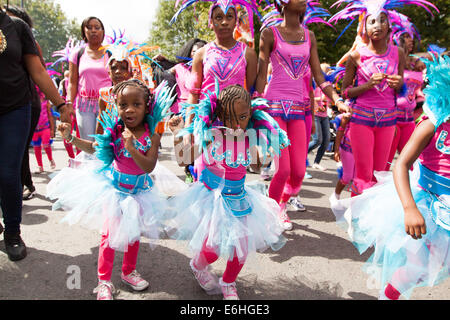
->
<box><xmin>0</xmin><ymin>0</ymin><xmax>448</xmax><ymax>301</ymax></box>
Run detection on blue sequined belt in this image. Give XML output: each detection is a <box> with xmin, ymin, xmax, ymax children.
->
<box><xmin>110</xmin><ymin>167</ymin><xmax>153</xmax><ymax>194</ymax></box>
<box><xmin>418</xmin><ymin>162</ymin><xmax>450</xmax><ymax>196</ymax></box>
<box><xmin>200</xmin><ymin>168</ymin><xmax>251</xmax><ymax>217</ymax></box>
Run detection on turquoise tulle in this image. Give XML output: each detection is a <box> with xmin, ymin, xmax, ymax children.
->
<box><xmin>164</xmin><ymin>180</ymin><xmax>287</xmax><ymax>264</ymax></box>
<box><xmin>47</xmin><ymin>154</ymin><xmax>169</xmax><ymax>252</ymax></box>
<box><xmin>330</xmin><ymin>163</ymin><xmax>450</xmax><ymax>298</ymax></box>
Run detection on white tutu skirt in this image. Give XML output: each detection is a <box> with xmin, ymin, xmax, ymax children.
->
<box><xmin>164</xmin><ymin>181</ymin><xmax>287</xmax><ymax>263</ymax></box>
<box><xmin>46</xmin><ymin>153</ymin><xmax>169</xmax><ymax>252</ymax></box>
<box><xmin>330</xmin><ymin>163</ymin><xmax>450</xmax><ymax>298</ymax></box>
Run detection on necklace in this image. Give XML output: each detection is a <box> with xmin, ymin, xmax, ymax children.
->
<box><xmin>0</xmin><ymin>29</ymin><xmax>7</xmax><ymax>55</ymax></box>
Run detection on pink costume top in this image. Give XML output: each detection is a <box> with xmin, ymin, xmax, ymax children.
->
<box><xmin>172</xmin><ymin>63</ymin><xmax>192</xmax><ymax>113</ymax></box>
<box><xmin>69</xmin><ymin>50</ymin><xmax>111</xmax><ymax>113</ymax></box>
<box><xmin>336</xmin><ymin>114</ymin><xmax>352</xmax><ymax>153</ymax></box>
<box><xmin>202</xmin><ymin>129</ymin><xmax>251</xmax><ymax>181</ymax></box>
<box><xmin>201</xmin><ymin>41</ymin><xmax>247</xmax><ymax>97</ymax></box>
<box><xmin>396</xmin><ymin>69</ymin><xmax>423</xmax><ymax>123</ymax></box>
<box><xmin>351</xmin><ymin>44</ymin><xmax>399</xmax><ymax>127</ymax></box>
<box><xmin>264</xmin><ymin>26</ymin><xmax>311</xmax><ymax>120</ymax></box>
<box><xmin>419</xmin><ymin>122</ymin><xmax>450</xmax><ymax>178</ymax></box>
<box><xmin>36</xmin><ymin>101</ymin><xmax>50</xmax><ymax>131</ymax></box>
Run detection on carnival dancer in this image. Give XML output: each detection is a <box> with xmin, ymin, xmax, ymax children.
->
<box><xmin>331</xmin><ymin>54</ymin><xmax>450</xmax><ymax>300</ymax></box>
<box><xmin>47</xmin><ymin>79</ymin><xmax>175</xmax><ymax>300</ymax></box>
<box><xmin>256</xmin><ymin>0</ymin><xmax>347</xmax><ymax>229</ymax></box>
<box><xmin>166</xmin><ymin>83</ymin><xmax>289</xmax><ymax>300</ymax></box>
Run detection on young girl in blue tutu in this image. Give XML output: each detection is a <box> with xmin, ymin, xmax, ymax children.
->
<box><xmin>47</xmin><ymin>79</ymin><xmax>175</xmax><ymax>300</ymax></box>
<box><xmin>331</xmin><ymin>54</ymin><xmax>450</xmax><ymax>300</ymax></box>
<box><xmin>167</xmin><ymin>83</ymin><xmax>289</xmax><ymax>300</ymax></box>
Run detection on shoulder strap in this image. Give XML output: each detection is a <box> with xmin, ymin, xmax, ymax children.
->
<box><xmin>77</xmin><ymin>47</ymin><xmax>85</xmax><ymax>66</ymax></box>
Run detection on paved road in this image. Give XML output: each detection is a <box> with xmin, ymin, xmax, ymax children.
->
<box><xmin>1</xmin><ymin>132</ymin><xmax>448</xmax><ymax>300</ymax></box>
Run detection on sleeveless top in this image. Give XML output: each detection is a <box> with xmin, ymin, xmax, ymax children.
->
<box><xmin>264</xmin><ymin>26</ymin><xmax>311</xmax><ymax>120</ymax></box>
<box><xmin>173</xmin><ymin>63</ymin><xmax>192</xmax><ymax>113</ymax></box>
<box><xmin>351</xmin><ymin>45</ymin><xmax>399</xmax><ymax>127</ymax></box>
<box><xmin>396</xmin><ymin>69</ymin><xmax>423</xmax><ymax>123</ymax></box>
<box><xmin>419</xmin><ymin>122</ymin><xmax>450</xmax><ymax>179</ymax></box>
<box><xmin>201</xmin><ymin>41</ymin><xmax>247</xmax><ymax>97</ymax></box>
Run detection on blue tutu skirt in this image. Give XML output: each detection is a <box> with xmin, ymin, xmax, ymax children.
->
<box><xmin>164</xmin><ymin>181</ymin><xmax>287</xmax><ymax>263</ymax></box>
<box><xmin>46</xmin><ymin>154</ymin><xmax>169</xmax><ymax>252</ymax></box>
<box><xmin>330</xmin><ymin>163</ymin><xmax>450</xmax><ymax>298</ymax></box>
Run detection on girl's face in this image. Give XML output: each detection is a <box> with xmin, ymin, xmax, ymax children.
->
<box><xmin>401</xmin><ymin>33</ymin><xmax>414</xmax><ymax>54</ymax></box>
<box><xmin>211</xmin><ymin>6</ymin><xmax>236</xmax><ymax>39</ymax></box>
<box><xmin>284</xmin><ymin>0</ymin><xmax>307</xmax><ymax>14</ymax></box>
<box><xmin>117</xmin><ymin>86</ymin><xmax>147</xmax><ymax>129</ymax></box>
<box><xmin>366</xmin><ymin>13</ymin><xmax>390</xmax><ymax>41</ymax></box>
<box><xmin>109</xmin><ymin>60</ymin><xmax>132</xmax><ymax>85</ymax></box>
<box><xmin>84</xmin><ymin>18</ymin><xmax>104</xmax><ymax>44</ymax></box>
<box><xmin>222</xmin><ymin>98</ymin><xmax>251</xmax><ymax>130</ymax></box>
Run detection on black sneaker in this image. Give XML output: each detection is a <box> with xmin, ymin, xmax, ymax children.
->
<box><xmin>23</xmin><ymin>186</ymin><xmax>36</xmax><ymax>200</ymax></box>
<box><xmin>4</xmin><ymin>232</ymin><xmax>27</xmax><ymax>261</ymax></box>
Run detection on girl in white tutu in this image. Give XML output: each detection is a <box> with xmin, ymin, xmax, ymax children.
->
<box><xmin>331</xmin><ymin>54</ymin><xmax>450</xmax><ymax>300</ymax></box>
<box><xmin>47</xmin><ymin>79</ymin><xmax>174</xmax><ymax>300</ymax></box>
<box><xmin>166</xmin><ymin>83</ymin><xmax>289</xmax><ymax>300</ymax></box>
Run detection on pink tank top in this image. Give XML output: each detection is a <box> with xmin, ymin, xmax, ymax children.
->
<box><xmin>172</xmin><ymin>63</ymin><xmax>192</xmax><ymax>113</ymax></box>
<box><xmin>396</xmin><ymin>70</ymin><xmax>423</xmax><ymax>122</ymax></box>
<box><xmin>419</xmin><ymin>122</ymin><xmax>450</xmax><ymax>178</ymax></box>
<box><xmin>354</xmin><ymin>44</ymin><xmax>399</xmax><ymax>109</ymax></box>
<box><xmin>201</xmin><ymin>41</ymin><xmax>247</xmax><ymax>97</ymax></box>
<box><xmin>264</xmin><ymin>26</ymin><xmax>311</xmax><ymax>119</ymax></box>
<box><xmin>203</xmin><ymin>129</ymin><xmax>250</xmax><ymax>181</ymax></box>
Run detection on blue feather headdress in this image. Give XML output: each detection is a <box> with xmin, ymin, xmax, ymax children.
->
<box><xmin>94</xmin><ymin>81</ymin><xmax>176</xmax><ymax>171</ymax></box>
<box><xmin>420</xmin><ymin>54</ymin><xmax>450</xmax><ymax>129</ymax></box>
<box><xmin>178</xmin><ymin>79</ymin><xmax>290</xmax><ymax>164</ymax></box>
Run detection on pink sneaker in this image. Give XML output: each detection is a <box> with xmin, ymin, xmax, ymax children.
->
<box><xmin>220</xmin><ymin>278</ymin><xmax>239</xmax><ymax>300</ymax></box>
<box><xmin>121</xmin><ymin>270</ymin><xmax>149</xmax><ymax>291</ymax></box>
<box><xmin>278</xmin><ymin>203</ymin><xmax>293</xmax><ymax>231</ymax></box>
<box><xmin>93</xmin><ymin>281</ymin><xmax>115</xmax><ymax>300</ymax></box>
<box><xmin>190</xmin><ymin>259</ymin><xmax>220</xmax><ymax>293</ymax></box>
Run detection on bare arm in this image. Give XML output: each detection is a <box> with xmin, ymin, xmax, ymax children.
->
<box><xmin>123</xmin><ymin>130</ymin><xmax>161</xmax><ymax>173</ymax></box>
<box><xmin>333</xmin><ymin>115</ymin><xmax>350</xmax><ymax>162</ymax></box>
<box><xmin>185</xmin><ymin>48</ymin><xmax>205</xmax><ymax>126</ymax></box>
<box><xmin>245</xmin><ymin>46</ymin><xmax>258</xmax><ymax>91</ymax></box>
<box><xmin>255</xmin><ymin>28</ymin><xmax>273</xmax><ymax>94</ymax></box>
<box><xmin>58</xmin><ymin>122</ymin><xmax>96</xmax><ymax>154</ymax></box>
<box><xmin>393</xmin><ymin>119</ymin><xmax>435</xmax><ymax>239</ymax></box>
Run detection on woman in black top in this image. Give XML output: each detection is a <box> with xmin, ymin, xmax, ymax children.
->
<box><xmin>0</xmin><ymin>6</ymin><xmax>72</xmax><ymax>261</ymax></box>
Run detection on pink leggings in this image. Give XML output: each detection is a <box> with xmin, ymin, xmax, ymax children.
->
<box><xmin>385</xmin><ymin>122</ymin><xmax>415</xmax><ymax>171</ymax></box>
<box><xmin>349</xmin><ymin>123</ymin><xmax>395</xmax><ymax>194</ymax></box>
<box><xmin>269</xmin><ymin>118</ymin><xmax>307</xmax><ymax>203</ymax></box>
<box><xmin>97</xmin><ymin>232</ymin><xmax>140</xmax><ymax>281</ymax></box>
<box><xmin>193</xmin><ymin>238</ymin><xmax>246</xmax><ymax>284</ymax></box>
<box><xmin>340</xmin><ymin>148</ymin><xmax>355</xmax><ymax>185</ymax></box>
<box><xmin>63</xmin><ymin>114</ymin><xmax>80</xmax><ymax>159</ymax></box>
<box><xmin>32</xmin><ymin>128</ymin><xmax>53</xmax><ymax>167</ymax></box>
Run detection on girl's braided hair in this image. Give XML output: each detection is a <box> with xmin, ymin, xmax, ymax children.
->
<box><xmin>215</xmin><ymin>84</ymin><xmax>251</xmax><ymax>124</ymax></box>
<box><xmin>112</xmin><ymin>79</ymin><xmax>153</xmax><ymax>112</ymax></box>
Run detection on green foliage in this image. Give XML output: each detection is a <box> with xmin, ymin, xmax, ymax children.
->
<box><xmin>148</xmin><ymin>0</ymin><xmax>214</xmax><ymax>61</ymax></box>
<box><xmin>7</xmin><ymin>0</ymin><xmax>81</xmax><ymax>64</ymax></box>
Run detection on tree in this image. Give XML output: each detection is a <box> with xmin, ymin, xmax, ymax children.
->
<box><xmin>7</xmin><ymin>0</ymin><xmax>81</xmax><ymax>63</ymax></box>
<box><xmin>148</xmin><ymin>0</ymin><xmax>214</xmax><ymax>60</ymax></box>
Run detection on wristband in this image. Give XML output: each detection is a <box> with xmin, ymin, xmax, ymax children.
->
<box><xmin>56</xmin><ymin>102</ymin><xmax>66</xmax><ymax>111</ymax></box>
<box><xmin>66</xmin><ymin>135</ymin><xmax>75</xmax><ymax>144</ymax></box>
<box><xmin>189</xmin><ymin>88</ymin><xmax>201</xmax><ymax>95</ymax></box>
<box><xmin>319</xmin><ymin>81</ymin><xmax>332</xmax><ymax>91</ymax></box>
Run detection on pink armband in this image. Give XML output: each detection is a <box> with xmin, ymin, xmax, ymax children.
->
<box><xmin>319</xmin><ymin>81</ymin><xmax>332</xmax><ymax>91</ymax></box>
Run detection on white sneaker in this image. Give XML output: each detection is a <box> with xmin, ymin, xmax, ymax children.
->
<box><xmin>190</xmin><ymin>259</ymin><xmax>220</xmax><ymax>294</ymax></box>
<box><xmin>278</xmin><ymin>203</ymin><xmax>293</xmax><ymax>231</ymax></box>
<box><xmin>93</xmin><ymin>280</ymin><xmax>116</xmax><ymax>300</ymax></box>
<box><xmin>312</xmin><ymin>163</ymin><xmax>326</xmax><ymax>171</ymax></box>
<box><xmin>220</xmin><ymin>278</ymin><xmax>239</xmax><ymax>300</ymax></box>
<box><xmin>121</xmin><ymin>270</ymin><xmax>149</xmax><ymax>291</ymax></box>
<box><xmin>329</xmin><ymin>193</ymin><xmax>345</xmax><ymax>212</ymax></box>
<box><xmin>288</xmin><ymin>197</ymin><xmax>306</xmax><ymax>212</ymax></box>
<box><xmin>304</xmin><ymin>172</ymin><xmax>312</xmax><ymax>179</ymax></box>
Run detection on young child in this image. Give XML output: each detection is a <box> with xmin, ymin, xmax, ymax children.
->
<box><xmin>332</xmin><ymin>55</ymin><xmax>449</xmax><ymax>300</ymax></box>
<box><xmin>166</xmin><ymin>84</ymin><xmax>289</xmax><ymax>300</ymax></box>
<box><xmin>32</xmin><ymin>90</ymin><xmax>56</xmax><ymax>173</ymax></box>
<box><xmin>47</xmin><ymin>79</ymin><xmax>175</xmax><ymax>300</ymax></box>
<box><xmin>329</xmin><ymin>111</ymin><xmax>355</xmax><ymax>208</ymax></box>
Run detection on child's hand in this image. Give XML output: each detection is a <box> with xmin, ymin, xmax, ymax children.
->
<box><xmin>404</xmin><ymin>207</ymin><xmax>426</xmax><ymax>240</ymax></box>
<box><xmin>122</xmin><ymin>128</ymin><xmax>136</xmax><ymax>152</ymax></box>
<box><xmin>58</xmin><ymin>122</ymin><xmax>72</xmax><ymax>140</ymax></box>
<box><xmin>168</xmin><ymin>115</ymin><xmax>185</xmax><ymax>133</ymax></box>
<box><xmin>386</xmin><ymin>74</ymin><xmax>402</xmax><ymax>90</ymax></box>
<box><xmin>334</xmin><ymin>151</ymin><xmax>341</xmax><ymax>162</ymax></box>
<box><xmin>367</xmin><ymin>73</ymin><xmax>386</xmax><ymax>89</ymax></box>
